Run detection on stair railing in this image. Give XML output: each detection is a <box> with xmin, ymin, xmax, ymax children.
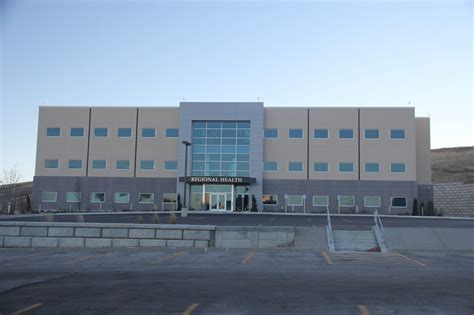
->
<box><xmin>373</xmin><ymin>209</ymin><xmax>385</xmax><ymax>244</ymax></box>
<box><xmin>326</xmin><ymin>205</ymin><xmax>335</xmax><ymax>252</ymax></box>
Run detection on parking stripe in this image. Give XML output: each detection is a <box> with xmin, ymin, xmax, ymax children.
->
<box><xmin>321</xmin><ymin>250</ymin><xmax>332</xmax><ymax>265</ymax></box>
<box><xmin>357</xmin><ymin>304</ymin><xmax>371</xmax><ymax>315</ymax></box>
<box><xmin>154</xmin><ymin>251</ymin><xmax>186</xmax><ymax>264</ymax></box>
<box><xmin>182</xmin><ymin>303</ymin><xmax>199</xmax><ymax>315</ymax></box>
<box><xmin>241</xmin><ymin>250</ymin><xmax>256</xmax><ymax>264</ymax></box>
<box><xmin>269</xmin><ymin>218</ymin><xmax>277</xmax><ymax>222</ymax></box>
<box><xmin>64</xmin><ymin>256</ymin><xmax>94</xmax><ymax>265</ymax></box>
<box><xmin>11</xmin><ymin>303</ymin><xmax>43</xmax><ymax>315</ymax></box>
<box><xmin>395</xmin><ymin>252</ymin><xmax>426</xmax><ymax>267</ymax></box>
<box><xmin>307</xmin><ymin>218</ymin><xmax>312</xmax><ymax>222</ymax></box>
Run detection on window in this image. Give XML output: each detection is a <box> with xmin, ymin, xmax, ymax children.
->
<box><xmin>114</xmin><ymin>192</ymin><xmax>130</xmax><ymax>203</ymax></box>
<box><xmin>90</xmin><ymin>192</ymin><xmax>105</xmax><ymax>203</ymax></box>
<box><xmin>339</xmin><ymin>129</ymin><xmax>354</xmax><ymax>139</ymax></box>
<box><xmin>118</xmin><ymin>128</ymin><xmax>132</xmax><ymax>137</ymax></box>
<box><xmin>66</xmin><ymin>192</ymin><xmax>81</xmax><ymax>203</ymax></box>
<box><xmin>142</xmin><ymin>128</ymin><xmax>156</xmax><ymax>138</ymax></box>
<box><xmin>94</xmin><ymin>128</ymin><xmax>108</xmax><ymax>137</ymax></box>
<box><xmin>163</xmin><ymin>193</ymin><xmax>177</xmax><ymax>204</ymax></box>
<box><xmin>391</xmin><ymin>163</ymin><xmax>406</xmax><ymax>173</ymax></box>
<box><xmin>140</xmin><ymin>160</ymin><xmax>155</xmax><ymax>170</ymax></box>
<box><xmin>68</xmin><ymin>160</ymin><xmax>83</xmax><ymax>169</ymax></box>
<box><xmin>390</xmin><ymin>129</ymin><xmax>405</xmax><ymax>139</ymax></box>
<box><xmin>139</xmin><ymin>193</ymin><xmax>154</xmax><ymax>203</ymax></box>
<box><xmin>391</xmin><ymin>197</ymin><xmax>407</xmax><ymax>208</ymax></box>
<box><xmin>339</xmin><ymin>162</ymin><xmax>354</xmax><ymax>172</ymax></box>
<box><xmin>264</xmin><ymin>162</ymin><xmax>278</xmax><ymax>172</ymax></box>
<box><xmin>164</xmin><ymin>160</ymin><xmax>178</xmax><ymax>170</ymax></box>
<box><xmin>70</xmin><ymin>128</ymin><xmax>84</xmax><ymax>137</ymax></box>
<box><xmin>92</xmin><ymin>160</ymin><xmax>107</xmax><ymax>170</ymax></box>
<box><xmin>339</xmin><ymin>196</ymin><xmax>355</xmax><ymax>207</ymax></box>
<box><xmin>314</xmin><ymin>129</ymin><xmax>329</xmax><ymax>139</ymax></box>
<box><xmin>166</xmin><ymin>128</ymin><xmax>179</xmax><ymax>137</ymax></box>
<box><xmin>365</xmin><ymin>196</ymin><xmax>381</xmax><ymax>208</ymax></box>
<box><xmin>116</xmin><ymin>160</ymin><xmax>130</xmax><ymax>170</ymax></box>
<box><xmin>365</xmin><ymin>163</ymin><xmax>379</xmax><ymax>173</ymax></box>
<box><xmin>264</xmin><ymin>128</ymin><xmax>278</xmax><ymax>139</ymax></box>
<box><xmin>289</xmin><ymin>129</ymin><xmax>304</xmax><ymax>139</ymax></box>
<box><xmin>287</xmin><ymin>195</ymin><xmax>304</xmax><ymax>206</ymax></box>
<box><xmin>314</xmin><ymin>162</ymin><xmax>328</xmax><ymax>172</ymax></box>
<box><xmin>47</xmin><ymin>127</ymin><xmax>60</xmax><ymax>137</ymax></box>
<box><xmin>313</xmin><ymin>195</ymin><xmax>329</xmax><ymax>207</ymax></box>
<box><xmin>365</xmin><ymin>129</ymin><xmax>379</xmax><ymax>139</ymax></box>
<box><xmin>262</xmin><ymin>195</ymin><xmax>278</xmax><ymax>205</ymax></box>
<box><xmin>45</xmin><ymin>159</ymin><xmax>59</xmax><ymax>169</ymax></box>
<box><xmin>41</xmin><ymin>192</ymin><xmax>57</xmax><ymax>202</ymax></box>
<box><xmin>288</xmin><ymin>162</ymin><xmax>303</xmax><ymax>172</ymax></box>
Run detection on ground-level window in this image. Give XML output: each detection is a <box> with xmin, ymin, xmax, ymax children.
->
<box><xmin>114</xmin><ymin>192</ymin><xmax>130</xmax><ymax>203</ymax></box>
<box><xmin>163</xmin><ymin>193</ymin><xmax>177</xmax><ymax>204</ymax></box>
<box><xmin>339</xmin><ymin>196</ymin><xmax>355</xmax><ymax>207</ymax></box>
<box><xmin>262</xmin><ymin>195</ymin><xmax>278</xmax><ymax>205</ymax></box>
<box><xmin>66</xmin><ymin>192</ymin><xmax>81</xmax><ymax>203</ymax></box>
<box><xmin>287</xmin><ymin>195</ymin><xmax>304</xmax><ymax>206</ymax></box>
<box><xmin>41</xmin><ymin>192</ymin><xmax>57</xmax><ymax>202</ymax></box>
<box><xmin>139</xmin><ymin>193</ymin><xmax>154</xmax><ymax>204</ymax></box>
<box><xmin>364</xmin><ymin>196</ymin><xmax>381</xmax><ymax>208</ymax></box>
<box><xmin>90</xmin><ymin>192</ymin><xmax>105</xmax><ymax>203</ymax></box>
<box><xmin>391</xmin><ymin>197</ymin><xmax>407</xmax><ymax>208</ymax></box>
<box><xmin>313</xmin><ymin>195</ymin><xmax>329</xmax><ymax>207</ymax></box>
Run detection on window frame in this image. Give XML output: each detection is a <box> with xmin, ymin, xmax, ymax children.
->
<box><xmin>288</xmin><ymin>162</ymin><xmax>304</xmax><ymax>172</ymax></box>
<box><xmin>364</xmin><ymin>129</ymin><xmax>380</xmax><ymax>140</ymax></box>
<box><xmin>162</xmin><ymin>193</ymin><xmax>177</xmax><ymax>204</ymax></box>
<box><xmin>264</xmin><ymin>128</ymin><xmax>279</xmax><ymax>139</ymax></box>
<box><xmin>140</xmin><ymin>160</ymin><xmax>155</xmax><ymax>170</ymax></box>
<box><xmin>90</xmin><ymin>192</ymin><xmax>106</xmax><ymax>203</ymax></box>
<box><xmin>41</xmin><ymin>191</ymin><xmax>57</xmax><ymax>203</ymax></box>
<box><xmin>70</xmin><ymin>127</ymin><xmax>85</xmax><ymax>137</ymax></box>
<box><xmin>117</xmin><ymin>128</ymin><xmax>133</xmax><ymax>138</ymax></box>
<box><xmin>288</xmin><ymin>129</ymin><xmax>304</xmax><ymax>139</ymax></box>
<box><xmin>68</xmin><ymin>159</ymin><xmax>83</xmax><ymax>170</ymax></box>
<box><xmin>92</xmin><ymin>159</ymin><xmax>107</xmax><ymax>170</ymax></box>
<box><xmin>138</xmin><ymin>193</ymin><xmax>155</xmax><ymax>204</ymax></box>
<box><xmin>390</xmin><ymin>163</ymin><xmax>406</xmax><ymax>173</ymax></box>
<box><xmin>114</xmin><ymin>192</ymin><xmax>130</xmax><ymax>204</ymax></box>
<box><xmin>262</xmin><ymin>195</ymin><xmax>278</xmax><ymax>206</ymax></box>
<box><xmin>263</xmin><ymin>161</ymin><xmax>278</xmax><ymax>172</ymax></box>
<box><xmin>364</xmin><ymin>196</ymin><xmax>381</xmax><ymax>208</ymax></box>
<box><xmin>164</xmin><ymin>160</ymin><xmax>178</xmax><ymax>171</ymax></box>
<box><xmin>94</xmin><ymin>128</ymin><xmax>108</xmax><ymax>137</ymax></box>
<box><xmin>116</xmin><ymin>160</ymin><xmax>131</xmax><ymax>170</ymax></box>
<box><xmin>313</xmin><ymin>129</ymin><xmax>329</xmax><ymax>139</ymax></box>
<box><xmin>313</xmin><ymin>195</ymin><xmax>329</xmax><ymax>207</ymax></box>
<box><xmin>66</xmin><ymin>192</ymin><xmax>81</xmax><ymax>203</ymax></box>
<box><xmin>46</xmin><ymin>127</ymin><xmax>61</xmax><ymax>137</ymax></box>
<box><xmin>339</xmin><ymin>162</ymin><xmax>354</xmax><ymax>173</ymax></box>
<box><xmin>314</xmin><ymin>162</ymin><xmax>329</xmax><ymax>173</ymax></box>
<box><xmin>364</xmin><ymin>162</ymin><xmax>380</xmax><ymax>173</ymax></box>
<box><xmin>339</xmin><ymin>129</ymin><xmax>354</xmax><ymax>139</ymax></box>
<box><xmin>141</xmin><ymin>128</ymin><xmax>156</xmax><ymax>138</ymax></box>
<box><xmin>44</xmin><ymin>159</ymin><xmax>59</xmax><ymax>169</ymax></box>
<box><xmin>338</xmin><ymin>195</ymin><xmax>355</xmax><ymax>207</ymax></box>
<box><xmin>390</xmin><ymin>129</ymin><xmax>406</xmax><ymax>140</ymax></box>
<box><xmin>287</xmin><ymin>195</ymin><xmax>304</xmax><ymax>206</ymax></box>
<box><xmin>391</xmin><ymin>197</ymin><xmax>407</xmax><ymax>208</ymax></box>
<box><xmin>165</xmin><ymin>128</ymin><xmax>179</xmax><ymax>138</ymax></box>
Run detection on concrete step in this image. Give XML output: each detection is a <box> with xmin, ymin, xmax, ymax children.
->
<box><xmin>333</xmin><ymin>229</ymin><xmax>379</xmax><ymax>252</ymax></box>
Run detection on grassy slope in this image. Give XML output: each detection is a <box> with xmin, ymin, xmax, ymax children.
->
<box><xmin>431</xmin><ymin>146</ymin><xmax>474</xmax><ymax>184</ymax></box>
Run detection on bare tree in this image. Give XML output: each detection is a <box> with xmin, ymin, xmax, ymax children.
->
<box><xmin>0</xmin><ymin>166</ymin><xmax>23</xmax><ymax>213</ymax></box>
<box><xmin>74</xmin><ymin>177</ymin><xmax>82</xmax><ymax>211</ymax></box>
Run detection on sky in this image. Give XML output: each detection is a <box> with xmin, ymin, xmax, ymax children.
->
<box><xmin>0</xmin><ymin>0</ymin><xmax>473</xmax><ymax>182</ymax></box>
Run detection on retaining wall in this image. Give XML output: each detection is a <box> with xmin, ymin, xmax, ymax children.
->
<box><xmin>434</xmin><ymin>182</ymin><xmax>474</xmax><ymax>217</ymax></box>
<box><xmin>0</xmin><ymin>222</ymin><xmax>215</xmax><ymax>248</ymax></box>
<box><xmin>215</xmin><ymin>226</ymin><xmax>295</xmax><ymax>248</ymax></box>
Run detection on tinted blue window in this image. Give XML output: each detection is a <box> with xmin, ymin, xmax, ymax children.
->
<box><xmin>166</xmin><ymin>128</ymin><xmax>179</xmax><ymax>137</ymax></box>
<box><xmin>118</xmin><ymin>128</ymin><xmax>132</xmax><ymax>137</ymax></box>
<box><xmin>264</xmin><ymin>129</ymin><xmax>278</xmax><ymax>138</ymax></box>
<box><xmin>68</xmin><ymin>160</ymin><xmax>82</xmax><ymax>169</ymax></box>
<box><xmin>391</xmin><ymin>129</ymin><xmax>405</xmax><ymax>139</ymax></box>
<box><xmin>142</xmin><ymin>128</ymin><xmax>156</xmax><ymax>137</ymax></box>
<box><xmin>314</xmin><ymin>129</ymin><xmax>328</xmax><ymax>139</ymax></box>
<box><xmin>289</xmin><ymin>162</ymin><xmax>303</xmax><ymax>172</ymax></box>
<box><xmin>289</xmin><ymin>129</ymin><xmax>303</xmax><ymax>139</ymax></box>
<box><xmin>140</xmin><ymin>160</ymin><xmax>155</xmax><ymax>170</ymax></box>
<box><xmin>391</xmin><ymin>163</ymin><xmax>406</xmax><ymax>172</ymax></box>
<box><xmin>237</xmin><ymin>121</ymin><xmax>250</xmax><ymax>128</ymax></box>
<box><xmin>47</xmin><ymin>128</ymin><xmax>60</xmax><ymax>136</ymax></box>
<box><xmin>116</xmin><ymin>160</ymin><xmax>130</xmax><ymax>170</ymax></box>
<box><xmin>92</xmin><ymin>160</ymin><xmax>106</xmax><ymax>169</ymax></box>
<box><xmin>264</xmin><ymin>162</ymin><xmax>278</xmax><ymax>172</ymax></box>
<box><xmin>391</xmin><ymin>197</ymin><xmax>407</xmax><ymax>207</ymax></box>
<box><xmin>314</xmin><ymin>162</ymin><xmax>328</xmax><ymax>172</ymax></box>
<box><xmin>339</xmin><ymin>162</ymin><xmax>354</xmax><ymax>172</ymax></box>
<box><xmin>45</xmin><ymin>159</ymin><xmax>59</xmax><ymax>168</ymax></box>
<box><xmin>164</xmin><ymin>160</ymin><xmax>177</xmax><ymax>170</ymax></box>
<box><xmin>365</xmin><ymin>129</ymin><xmax>379</xmax><ymax>139</ymax></box>
<box><xmin>365</xmin><ymin>163</ymin><xmax>379</xmax><ymax>172</ymax></box>
<box><xmin>94</xmin><ymin>128</ymin><xmax>108</xmax><ymax>137</ymax></box>
<box><xmin>70</xmin><ymin>128</ymin><xmax>84</xmax><ymax>137</ymax></box>
<box><xmin>339</xmin><ymin>129</ymin><xmax>353</xmax><ymax>139</ymax></box>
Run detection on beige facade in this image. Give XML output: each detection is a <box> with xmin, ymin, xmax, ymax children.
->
<box><xmin>415</xmin><ymin>118</ymin><xmax>432</xmax><ymax>185</ymax></box>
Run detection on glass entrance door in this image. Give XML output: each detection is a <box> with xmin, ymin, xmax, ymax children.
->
<box><xmin>210</xmin><ymin>193</ymin><xmax>226</xmax><ymax>211</ymax></box>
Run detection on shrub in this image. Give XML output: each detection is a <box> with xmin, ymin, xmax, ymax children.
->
<box><xmin>137</xmin><ymin>215</ymin><xmax>144</xmax><ymax>224</ymax></box>
<box><xmin>76</xmin><ymin>214</ymin><xmax>85</xmax><ymax>222</ymax></box>
<box><xmin>152</xmin><ymin>213</ymin><xmax>159</xmax><ymax>224</ymax></box>
<box><xmin>251</xmin><ymin>195</ymin><xmax>257</xmax><ymax>212</ymax></box>
<box><xmin>169</xmin><ymin>213</ymin><xmax>177</xmax><ymax>224</ymax></box>
<box><xmin>45</xmin><ymin>213</ymin><xmax>54</xmax><ymax>222</ymax></box>
<box><xmin>177</xmin><ymin>193</ymin><xmax>182</xmax><ymax>211</ymax></box>
<box><xmin>412</xmin><ymin>198</ymin><xmax>419</xmax><ymax>216</ymax></box>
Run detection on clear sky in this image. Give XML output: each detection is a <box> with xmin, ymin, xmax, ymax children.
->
<box><xmin>1</xmin><ymin>0</ymin><xmax>472</xmax><ymax>182</ymax></box>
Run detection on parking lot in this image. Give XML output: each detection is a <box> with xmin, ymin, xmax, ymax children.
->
<box><xmin>1</xmin><ymin>248</ymin><xmax>473</xmax><ymax>314</ymax></box>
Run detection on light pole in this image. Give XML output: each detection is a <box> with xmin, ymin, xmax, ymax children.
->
<box><xmin>182</xmin><ymin>140</ymin><xmax>191</xmax><ymax>216</ymax></box>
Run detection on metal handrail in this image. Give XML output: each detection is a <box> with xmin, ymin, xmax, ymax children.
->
<box><xmin>373</xmin><ymin>209</ymin><xmax>384</xmax><ymax>242</ymax></box>
<box><xmin>326</xmin><ymin>205</ymin><xmax>335</xmax><ymax>251</ymax></box>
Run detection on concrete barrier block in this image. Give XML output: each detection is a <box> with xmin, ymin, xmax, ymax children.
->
<box><xmin>194</xmin><ymin>240</ymin><xmax>209</xmax><ymax>248</ymax></box>
<box><xmin>129</xmin><ymin>229</ymin><xmax>155</xmax><ymax>239</ymax></box>
<box><xmin>258</xmin><ymin>239</ymin><xmax>289</xmax><ymax>248</ymax></box>
<box><xmin>32</xmin><ymin>237</ymin><xmax>58</xmax><ymax>248</ymax></box>
<box><xmin>156</xmin><ymin>229</ymin><xmax>183</xmax><ymax>239</ymax></box>
<box><xmin>85</xmin><ymin>238</ymin><xmax>112</xmax><ymax>248</ymax></box>
<box><xmin>21</xmin><ymin>227</ymin><xmax>48</xmax><ymax>237</ymax></box>
<box><xmin>139</xmin><ymin>239</ymin><xmax>166</xmax><ymax>247</ymax></box>
<box><xmin>75</xmin><ymin>228</ymin><xmax>101</xmax><ymax>237</ymax></box>
<box><xmin>0</xmin><ymin>226</ymin><xmax>20</xmax><ymax>236</ymax></box>
<box><xmin>258</xmin><ymin>231</ymin><xmax>289</xmax><ymax>241</ymax></box>
<box><xmin>183</xmin><ymin>230</ymin><xmax>210</xmax><ymax>240</ymax></box>
<box><xmin>222</xmin><ymin>231</ymin><xmax>250</xmax><ymax>239</ymax></box>
<box><xmin>4</xmin><ymin>236</ymin><xmax>32</xmax><ymax>247</ymax></box>
<box><xmin>102</xmin><ymin>228</ymin><xmax>128</xmax><ymax>238</ymax></box>
<box><xmin>48</xmin><ymin>227</ymin><xmax>74</xmax><ymax>237</ymax></box>
<box><xmin>221</xmin><ymin>239</ymin><xmax>252</xmax><ymax>248</ymax></box>
<box><xmin>166</xmin><ymin>240</ymin><xmax>194</xmax><ymax>247</ymax></box>
<box><xmin>112</xmin><ymin>239</ymin><xmax>139</xmax><ymax>247</ymax></box>
<box><xmin>59</xmin><ymin>238</ymin><xmax>85</xmax><ymax>248</ymax></box>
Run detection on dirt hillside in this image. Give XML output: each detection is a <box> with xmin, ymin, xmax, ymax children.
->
<box><xmin>431</xmin><ymin>146</ymin><xmax>474</xmax><ymax>183</ymax></box>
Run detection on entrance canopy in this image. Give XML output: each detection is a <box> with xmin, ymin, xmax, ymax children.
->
<box><xmin>179</xmin><ymin>176</ymin><xmax>256</xmax><ymax>185</ymax></box>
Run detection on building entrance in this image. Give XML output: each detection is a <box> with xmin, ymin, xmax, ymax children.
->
<box><xmin>210</xmin><ymin>193</ymin><xmax>226</xmax><ymax>211</ymax></box>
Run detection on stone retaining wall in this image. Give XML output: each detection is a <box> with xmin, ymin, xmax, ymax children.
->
<box><xmin>434</xmin><ymin>182</ymin><xmax>474</xmax><ymax>217</ymax></box>
<box><xmin>0</xmin><ymin>222</ymin><xmax>215</xmax><ymax>248</ymax></box>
